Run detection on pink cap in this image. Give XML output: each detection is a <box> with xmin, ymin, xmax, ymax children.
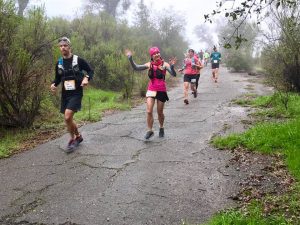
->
<box><xmin>149</xmin><ymin>47</ymin><xmax>160</xmax><ymax>57</ymax></box>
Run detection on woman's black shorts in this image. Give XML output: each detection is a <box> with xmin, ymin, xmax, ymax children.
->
<box><xmin>61</xmin><ymin>95</ymin><xmax>82</xmax><ymax>113</ymax></box>
<box><xmin>148</xmin><ymin>91</ymin><xmax>169</xmax><ymax>103</ymax></box>
<box><xmin>183</xmin><ymin>74</ymin><xmax>198</xmax><ymax>83</ymax></box>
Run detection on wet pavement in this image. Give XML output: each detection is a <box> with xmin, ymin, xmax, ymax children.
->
<box><xmin>0</xmin><ymin>67</ymin><xmax>273</xmax><ymax>225</ymax></box>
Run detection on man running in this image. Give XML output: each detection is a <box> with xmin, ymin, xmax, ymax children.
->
<box><xmin>210</xmin><ymin>46</ymin><xmax>221</xmax><ymax>83</ymax></box>
<box><xmin>50</xmin><ymin>37</ymin><xmax>94</xmax><ymax>152</ymax></box>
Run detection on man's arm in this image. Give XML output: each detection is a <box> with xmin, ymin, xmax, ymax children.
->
<box><xmin>52</xmin><ymin>62</ymin><xmax>61</xmax><ymax>86</ymax></box>
<box><xmin>78</xmin><ymin>57</ymin><xmax>94</xmax><ymax>80</ymax></box>
<box><xmin>50</xmin><ymin>62</ymin><xmax>61</xmax><ymax>92</ymax></box>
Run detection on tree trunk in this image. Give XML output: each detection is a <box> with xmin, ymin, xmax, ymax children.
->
<box><xmin>17</xmin><ymin>0</ymin><xmax>29</xmax><ymax>16</ymax></box>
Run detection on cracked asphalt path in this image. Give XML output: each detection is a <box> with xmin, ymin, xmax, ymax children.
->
<box><xmin>0</xmin><ymin>67</ymin><xmax>272</xmax><ymax>225</ymax></box>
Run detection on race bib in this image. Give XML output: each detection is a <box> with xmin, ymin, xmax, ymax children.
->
<box><xmin>146</xmin><ymin>90</ymin><xmax>157</xmax><ymax>97</ymax></box>
<box><xmin>191</xmin><ymin>79</ymin><xmax>197</xmax><ymax>83</ymax></box>
<box><xmin>213</xmin><ymin>60</ymin><xmax>218</xmax><ymax>63</ymax></box>
<box><xmin>64</xmin><ymin>80</ymin><xmax>76</xmax><ymax>90</ymax></box>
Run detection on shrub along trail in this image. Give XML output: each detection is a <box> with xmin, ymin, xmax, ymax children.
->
<box><xmin>0</xmin><ymin>67</ymin><xmax>283</xmax><ymax>225</ymax></box>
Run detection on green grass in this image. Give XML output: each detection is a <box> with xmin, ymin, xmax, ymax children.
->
<box><xmin>202</xmin><ymin>203</ymin><xmax>294</xmax><ymax>225</ymax></box>
<box><xmin>202</xmin><ymin>183</ymin><xmax>300</xmax><ymax>225</ymax></box>
<box><xmin>206</xmin><ymin>92</ymin><xmax>300</xmax><ymax>225</ymax></box>
<box><xmin>0</xmin><ymin>88</ymin><xmax>130</xmax><ymax>158</ymax></box>
<box><xmin>215</xmin><ymin>92</ymin><xmax>300</xmax><ymax>178</ymax></box>
<box><xmin>0</xmin><ymin>129</ymin><xmax>34</xmax><ymax>158</ymax></box>
<box><xmin>75</xmin><ymin>87</ymin><xmax>130</xmax><ymax>122</ymax></box>
<box><xmin>213</xmin><ymin>119</ymin><xmax>300</xmax><ymax>178</ymax></box>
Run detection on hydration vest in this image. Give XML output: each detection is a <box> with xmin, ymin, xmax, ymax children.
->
<box><xmin>184</xmin><ymin>56</ymin><xmax>198</xmax><ymax>66</ymax></box>
<box><xmin>148</xmin><ymin>59</ymin><xmax>166</xmax><ymax>80</ymax></box>
<box><xmin>57</xmin><ymin>55</ymin><xmax>83</xmax><ymax>81</ymax></box>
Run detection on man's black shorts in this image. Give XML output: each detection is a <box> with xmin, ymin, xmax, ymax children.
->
<box><xmin>212</xmin><ymin>63</ymin><xmax>220</xmax><ymax>69</ymax></box>
<box><xmin>148</xmin><ymin>91</ymin><xmax>169</xmax><ymax>103</ymax></box>
<box><xmin>61</xmin><ymin>95</ymin><xmax>82</xmax><ymax>113</ymax></box>
<box><xmin>183</xmin><ymin>74</ymin><xmax>198</xmax><ymax>83</ymax></box>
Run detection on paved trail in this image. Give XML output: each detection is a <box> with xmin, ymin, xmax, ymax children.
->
<box><xmin>0</xmin><ymin>67</ymin><xmax>271</xmax><ymax>225</ymax></box>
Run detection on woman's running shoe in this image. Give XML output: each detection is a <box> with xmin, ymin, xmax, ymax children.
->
<box><xmin>144</xmin><ymin>130</ymin><xmax>154</xmax><ymax>139</ymax></box>
<box><xmin>159</xmin><ymin>128</ymin><xmax>164</xmax><ymax>138</ymax></box>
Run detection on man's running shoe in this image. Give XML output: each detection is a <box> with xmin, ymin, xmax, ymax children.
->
<box><xmin>193</xmin><ymin>91</ymin><xmax>197</xmax><ymax>98</ymax></box>
<box><xmin>159</xmin><ymin>128</ymin><xmax>164</xmax><ymax>138</ymax></box>
<box><xmin>73</xmin><ymin>134</ymin><xmax>83</xmax><ymax>147</ymax></box>
<box><xmin>144</xmin><ymin>130</ymin><xmax>154</xmax><ymax>140</ymax></box>
<box><xmin>66</xmin><ymin>139</ymin><xmax>76</xmax><ymax>153</ymax></box>
<box><xmin>184</xmin><ymin>99</ymin><xmax>189</xmax><ymax>105</ymax></box>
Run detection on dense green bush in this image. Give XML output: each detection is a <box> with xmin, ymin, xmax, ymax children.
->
<box><xmin>261</xmin><ymin>5</ymin><xmax>300</xmax><ymax>92</ymax></box>
<box><xmin>0</xmin><ymin>1</ymin><xmax>52</xmax><ymax>127</ymax></box>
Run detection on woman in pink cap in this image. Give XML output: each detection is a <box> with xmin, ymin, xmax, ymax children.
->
<box><xmin>126</xmin><ymin>47</ymin><xmax>177</xmax><ymax>139</ymax></box>
<box><xmin>179</xmin><ymin>49</ymin><xmax>202</xmax><ymax>105</ymax></box>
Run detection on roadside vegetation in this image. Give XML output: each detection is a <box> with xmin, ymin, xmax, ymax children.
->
<box><xmin>203</xmin><ymin>92</ymin><xmax>300</xmax><ymax>225</ymax></box>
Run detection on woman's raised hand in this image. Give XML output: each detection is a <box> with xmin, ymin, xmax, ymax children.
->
<box><xmin>125</xmin><ymin>49</ymin><xmax>132</xmax><ymax>57</ymax></box>
<box><xmin>169</xmin><ymin>57</ymin><xmax>177</xmax><ymax>65</ymax></box>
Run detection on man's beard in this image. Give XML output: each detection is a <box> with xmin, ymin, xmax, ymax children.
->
<box><xmin>62</xmin><ymin>50</ymin><xmax>71</xmax><ymax>57</ymax></box>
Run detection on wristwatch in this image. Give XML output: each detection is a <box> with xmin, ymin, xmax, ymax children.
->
<box><xmin>85</xmin><ymin>74</ymin><xmax>90</xmax><ymax>78</ymax></box>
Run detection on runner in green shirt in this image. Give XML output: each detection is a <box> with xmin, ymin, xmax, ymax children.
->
<box><xmin>210</xmin><ymin>46</ymin><xmax>221</xmax><ymax>83</ymax></box>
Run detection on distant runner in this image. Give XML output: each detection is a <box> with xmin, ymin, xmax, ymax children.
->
<box><xmin>179</xmin><ymin>49</ymin><xmax>201</xmax><ymax>105</ymax></box>
<box><xmin>210</xmin><ymin>46</ymin><xmax>221</xmax><ymax>83</ymax></box>
<box><xmin>203</xmin><ymin>50</ymin><xmax>210</xmax><ymax>66</ymax></box>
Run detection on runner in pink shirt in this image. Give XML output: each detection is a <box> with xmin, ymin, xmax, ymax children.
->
<box><xmin>126</xmin><ymin>47</ymin><xmax>177</xmax><ymax>139</ymax></box>
<box><xmin>179</xmin><ymin>49</ymin><xmax>202</xmax><ymax>105</ymax></box>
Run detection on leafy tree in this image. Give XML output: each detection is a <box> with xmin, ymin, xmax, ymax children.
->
<box><xmin>205</xmin><ymin>0</ymin><xmax>297</xmax><ymax>48</ymax></box>
<box><xmin>261</xmin><ymin>2</ymin><xmax>300</xmax><ymax>93</ymax></box>
<box><xmin>17</xmin><ymin>0</ymin><xmax>29</xmax><ymax>16</ymax></box>
<box><xmin>194</xmin><ymin>24</ymin><xmax>215</xmax><ymax>49</ymax></box>
<box><xmin>133</xmin><ymin>0</ymin><xmax>152</xmax><ymax>30</ymax></box>
<box><xmin>0</xmin><ymin>1</ymin><xmax>52</xmax><ymax>127</ymax></box>
<box><xmin>48</xmin><ymin>17</ymin><xmax>72</xmax><ymax>38</ymax></box>
<box><xmin>219</xmin><ymin>20</ymin><xmax>258</xmax><ymax>72</ymax></box>
<box><xmin>85</xmin><ymin>0</ymin><xmax>131</xmax><ymax>18</ymax></box>
<box><xmin>156</xmin><ymin>13</ymin><xmax>188</xmax><ymax>61</ymax></box>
